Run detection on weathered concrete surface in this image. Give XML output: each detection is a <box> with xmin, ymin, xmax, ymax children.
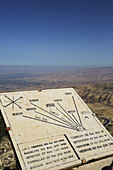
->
<box><xmin>0</xmin><ymin>88</ymin><xmax>113</xmax><ymax>170</ymax></box>
<box><xmin>73</xmin><ymin>157</ymin><xmax>113</xmax><ymax>170</ymax></box>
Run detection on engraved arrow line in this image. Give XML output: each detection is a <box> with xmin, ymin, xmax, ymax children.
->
<box><xmin>35</xmin><ymin>111</ymin><xmax>76</xmax><ymax>129</ymax></box>
<box><xmin>55</xmin><ymin>107</ymin><xmax>78</xmax><ymax>127</ymax></box>
<box><xmin>3</xmin><ymin>102</ymin><xmax>13</xmax><ymax>108</ymax></box>
<box><xmin>14</xmin><ymin>96</ymin><xmax>23</xmax><ymax>102</ymax></box>
<box><xmin>23</xmin><ymin>115</ymin><xmax>76</xmax><ymax>130</ymax></box>
<box><xmin>57</xmin><ymin>102</ymin><xmax>79</xmax><ymax>126</ymax></box>
<box><xmin>12</xmin><ymin>96</ymin><xmax>14</xmax><ymax>110</ymax></box>
<box><xmin>30</xmin><ymin>103</ymin><xmax>76</xmax><ymax>128</ymax></box>
<box><xmin>4</xmin><ymin>95</ymin><xmax>14</xmax><ymax>102</ymax></box>
<box><xmin>71</xmin><ymin>113</ymin><xmax>81</xmax><ymax>126</ymax></box>
<box><xmin>49</xmin><ymin>110</ymin><xmax>76</xmax><ymax>128</ymax></box>
<box><xmin>72</xmin><ymin>96</ymin><xmax>83</xmax><ymax>127</ymax></box>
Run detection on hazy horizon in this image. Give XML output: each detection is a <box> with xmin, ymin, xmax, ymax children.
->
<box><xmin>0</xmin><ymin>65</ymin><xmax>113</xmax><ymax>75</ymax></box>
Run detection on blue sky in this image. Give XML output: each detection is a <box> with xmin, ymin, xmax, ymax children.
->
<box><xmin>0</xmin><ymin>0</ymin><xmax>113</xmax><ymax>66</ymax></box>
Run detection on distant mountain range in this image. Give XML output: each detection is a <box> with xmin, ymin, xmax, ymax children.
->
<box><xmin>75</xmin><ymin>83</ymin><xmax>113</xmax><ymax>107</ymax></box>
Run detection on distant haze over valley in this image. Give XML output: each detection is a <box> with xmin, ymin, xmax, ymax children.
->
<box><xmin>0</xmin><ymin>65</ymin><xmax>97</xmax><ymax>74</ymax></box>
<box><xmin>0</xmin><ymin>65</ymin><xmax>113</xmax><ymax>92</ymax></box>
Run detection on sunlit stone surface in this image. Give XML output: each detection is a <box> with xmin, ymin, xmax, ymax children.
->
<box><xmin>0</xmin><ymin>88</ymin><xmax>113</xmax><ymax>169</ymax></box>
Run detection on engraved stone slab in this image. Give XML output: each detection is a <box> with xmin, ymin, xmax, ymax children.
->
<box><xmin>18</xmin><ymin>135</ymin><xmax>79</xmax><ymax>170</ymax></box>
<box><xmin>0</xmin><ymin>88</ymin><xmax>113</xmax><ymax>170</ymax></box>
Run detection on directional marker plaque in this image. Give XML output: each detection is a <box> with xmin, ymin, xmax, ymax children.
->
<box><xmin>0</xmin><ymin>88</ymin><xmax>113</xmax><ymax>170</ymax></box>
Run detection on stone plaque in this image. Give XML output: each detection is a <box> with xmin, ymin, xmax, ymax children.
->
<box><xmin>0</xmin><ymin>88</ymin><xmax>113</xmax><ymax>170</ymax></box>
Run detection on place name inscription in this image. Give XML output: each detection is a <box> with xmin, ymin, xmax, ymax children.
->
<box><xmin>12</xmin><ymin>112</ymin><xmax>23</xmax><ymax>116</ymax></box>
<box><xmin>29</xmin><ymin>99</ymin><xmax>39</xmax><ymax>102</ymax></box>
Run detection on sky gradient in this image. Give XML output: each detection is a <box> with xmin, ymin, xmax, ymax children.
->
<box><xmin>0</xmin><ymin>0</ymin><xmax>113</xmax><ymax>66</ymax></box>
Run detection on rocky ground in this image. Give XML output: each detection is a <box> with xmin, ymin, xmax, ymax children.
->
<box><xmin>0</xmin><ymin>137</ymin><xmax>16</xmax><ymax>169</ymax></box>
<box><xmin>75</xmin><ymin>83</ymin><xmax>113</xmax><ymax>136</ymax></box>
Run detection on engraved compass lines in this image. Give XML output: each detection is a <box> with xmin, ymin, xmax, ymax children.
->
<box><xmin>24</xmin><ymin>96</ymin><xmax>85</xmax><ymax>131</ymax></box>
<box><xmin>3</xmin><ymin>95</ymin><xmax>23</xmax><ymax>109</ymax></box>
<box><xmin>57</xmin><ymin>102</ymin><xmax>80</xmax><ymax>127</ymax></box>
<box><xmin>72</xmin><ymin>96</ymin><xmax>83</xmax><ymax>127</ymax></box>
<box><xmin>31</xmin><ymin>103</ymin><xmax>76</xmax><ymax>130</ymax></box>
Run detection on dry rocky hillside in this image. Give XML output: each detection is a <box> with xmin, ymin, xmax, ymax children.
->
<box><xmin>75</xmin><ymin>83</ymin><xmax>113</xmax><ymax>136</ymax></box>
<box><xmin>75</xmin><ymin>83</ymin><xmax>113</xmax><ymax>107</ymax></box>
